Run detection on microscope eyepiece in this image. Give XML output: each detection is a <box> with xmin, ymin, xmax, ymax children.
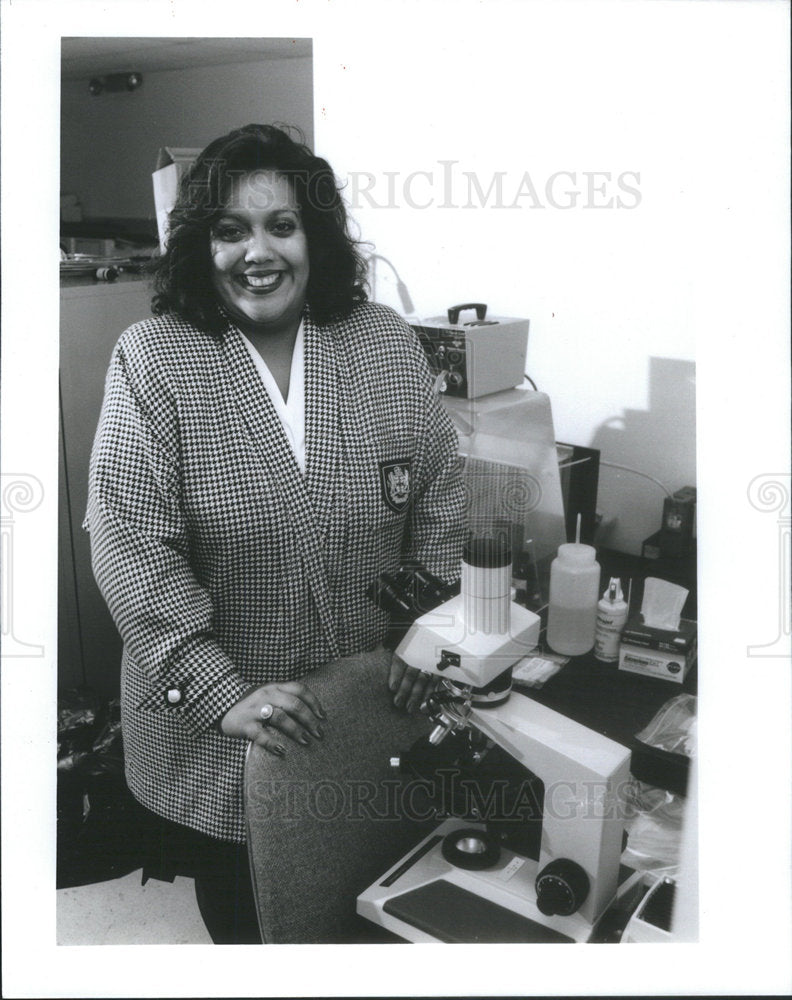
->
<box><xmin>463</xmin><ymin>534</ymin><xmax>512</xmax><ymax>568</ymax></box>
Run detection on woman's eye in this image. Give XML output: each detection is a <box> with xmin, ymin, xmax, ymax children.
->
<box><xmin>214</xmin><ymin>224</ymin><xmax>245</xmax><ymax>242</ymax></box>
<box><xmin>271</xmin><ymin>219</ymin><xmax>296</xmax><ymax>236</ymax></box>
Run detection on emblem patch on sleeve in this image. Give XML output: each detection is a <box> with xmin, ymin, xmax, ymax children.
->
<box><xmin>379</xmin><ymin>459</ymin><xmax>412</xmax><ymax>513</ymax></box>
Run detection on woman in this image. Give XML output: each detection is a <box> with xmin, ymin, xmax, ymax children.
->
<box><xmin>86</xmin><ymin>124</ymin><xmax>464</xmax><ymax>943</ymax></box>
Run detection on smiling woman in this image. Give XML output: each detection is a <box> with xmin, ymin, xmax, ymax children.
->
<box><xmin>85</xmin><ymin>123</ymin><xmax>466</xmax><ymax>944</ymax></box>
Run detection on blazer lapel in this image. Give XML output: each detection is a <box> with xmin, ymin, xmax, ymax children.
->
<box><xmin>218</xmin><ymin>317</ymin><xmax>339</xmax><ymax>657</ymax></box>
<box><xmin>219</xmin><ymin>319</ymin><xmax>301</xmax><ymax>475</ymax></box>
<box><xmin>303</xmin><ymin>310</ymin><xmax>343</xmax><ymax>538</ymax></box>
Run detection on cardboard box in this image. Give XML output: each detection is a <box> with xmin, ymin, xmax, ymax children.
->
<box><xmin>618</xmin><ymin>618</ymin><xmax>697</xmax><ymax>683</ymax></box>
<box><xmin>152</xmin><ymin>147</ymin><xmax>201</xmax><ymax>251</ymax></box>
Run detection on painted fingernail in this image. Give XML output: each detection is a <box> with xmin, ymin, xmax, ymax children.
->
<box><xmin>313</xmin><ymin>727</ymin><xmax>323</xmax><ymax>739</ymax></box>
<box><xmin>393</xmin><ymin>696</ymin><xmax>403</xmax><ymax>708</ymax></box>
<box><xmin>317</xmin><ymin>708</ymin><xmax>327</xmax><ymax>720</ymax></box>
<box><xmin>300</xmin><ymin>734</ymin><xmax>310</xmax><ymax>745</ymax></box>
<box><xmin>273</xmin><ymin>744</ymin><xmax>286</xmax><ymax>756</ymax></box>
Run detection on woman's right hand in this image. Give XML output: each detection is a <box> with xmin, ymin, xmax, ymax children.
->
<box><xmin>219</xmin><ymin>681</ymin><xmax>326</xmax><ymax>756</ymax></box>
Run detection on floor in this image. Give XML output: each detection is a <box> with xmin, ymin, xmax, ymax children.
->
<box><xmin>56</xmin><ymin>869</ymin><xmax>212</xmax><ymax>945</ymax></box>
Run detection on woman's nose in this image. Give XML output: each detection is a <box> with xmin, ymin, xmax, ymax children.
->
<box><xmin>244</xmin><ymin>229</ymin><xmax>275</xmax><ymax>263</ymax></box>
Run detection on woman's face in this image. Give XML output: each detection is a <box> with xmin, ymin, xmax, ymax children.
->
<box><xmin>210</xmin><ymin>171</ymin><xmax>310</xmax><ymax>336</ymax></box>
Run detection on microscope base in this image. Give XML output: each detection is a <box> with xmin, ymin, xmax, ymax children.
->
<box><xmin>357</xmin><ymin>818</ymin><xmax>640</xmax><ymax>944</ymax></box>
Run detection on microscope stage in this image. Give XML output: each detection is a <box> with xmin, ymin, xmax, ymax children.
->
<box><xmin>383</xmin><ymin>878</ymin><xmax>574</xmax><ymax>943</ymax></box>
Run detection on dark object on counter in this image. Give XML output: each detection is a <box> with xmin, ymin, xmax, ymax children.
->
<box><xmin>658</xmin><ymin>493</ymin><xmax>695</xmax><ymax>558</ymax></box>
<box><xmin>57</xmin><ymin>689</ymin><xmax>152</xmax><ymax>887</ymax></box>
<box><xmin>628</xmin><ymin>693</ymin><xmax>695</xmax><ymax>796</ymax></box>
<box><xmin>368</xmin><ymin>562</ymin><xmax>458</xmax><ymax>649</ymax></box>
<box><xmin>643</xmin><ymin>486</ymin><xmax>696</xmax><ymax>560</ymax></box>
<box><xmin>641</xmin><ymin>529</ymin><xmax>664</xmax><ymax>560</ymax></box>
<box><xmin>639</xmin><ymin>876</ymin><xmax>676</xmax><ymax>931</ymax></box>
<box><xmin>557</xmin><ymin>442</ymin><xmax>600</xmax><ymax>546</ymax></box>
<box><xmin>629</xmin><ymin>738</ymin><xmax>690</xmax><ymax>797</ymax></box>
<box><xmin>589</xmin><ymin>875</ymin><xmax>651</xmax><ymax>943</ymax></box>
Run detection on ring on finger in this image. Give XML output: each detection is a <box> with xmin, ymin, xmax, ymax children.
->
<box><xmin>259</xmin><ymin>703</ymin><xmax>275</xmax><ymax>723</ymax></box>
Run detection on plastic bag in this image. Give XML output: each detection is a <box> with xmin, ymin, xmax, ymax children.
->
<box><xmin>622</xmin><ymin>781</ymin><xmax>686</xmax><ymax>876</ymax></box>
<box><xmin>635</xmin><ymin>693</ymin><xmax>697</xmax><ymax>758</ymax></box>
<box><xmin>622</xmin><ymin>694</ymin><xmax>697</xmax><ymax>876</ymax></box>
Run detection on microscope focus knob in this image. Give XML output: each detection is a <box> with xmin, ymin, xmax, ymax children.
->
<box><xmin>535</xmin><ymin>859</ymin><xmax>590</xmax><ymax>917</ymax></box>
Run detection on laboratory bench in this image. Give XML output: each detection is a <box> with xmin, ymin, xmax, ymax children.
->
<box><xmin>526</xmin><ymin>647</ymin><xmax>696</xmax><ymax>749</ymax></box>
<box><xmin>523</xmin><ymin>647</ymin><xmax>695</xmax><ymax>801</ymax></box>
<box><xmin>540</xmin><ymin>544</ymin><xmax>697</xmax><ymax>741</ymax></box>
<box><xmin>523</xmin><ymin>543</ymin><xmax>697</xmax><ymax>796</ymax></box>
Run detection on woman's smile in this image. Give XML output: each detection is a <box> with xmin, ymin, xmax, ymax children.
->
<box><xmin>238</xmin><ymin>271</ymin><xmax>283</xmax><ymax>291</ymax></box>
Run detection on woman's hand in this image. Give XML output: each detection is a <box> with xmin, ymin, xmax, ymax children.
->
<box><xmin>389</xmin><ymin>653</ymin><xmax>435</xmax><ymax>713</ymax></box>
<box><xmin>220</xmin><ymin>681</ymin><xmax>326</xmax><ymax>756</ymax></box>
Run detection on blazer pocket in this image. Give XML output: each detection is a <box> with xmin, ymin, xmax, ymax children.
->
<box><xmin>357</xmin><ymin>440</ymin><xmax>417</xmax><ymax>528</ymax></box>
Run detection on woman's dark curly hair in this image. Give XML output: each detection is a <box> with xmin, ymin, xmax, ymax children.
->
<box><xmin>151</xmin><ymin>124</ymin><xmax>368</xmax><ymax>333</ymax></box>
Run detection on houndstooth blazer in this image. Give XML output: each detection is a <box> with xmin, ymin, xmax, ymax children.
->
<box><xmin>86</xmin><ymin>301</ymin><xmax>465</xmax><ymax>841</ymax></box>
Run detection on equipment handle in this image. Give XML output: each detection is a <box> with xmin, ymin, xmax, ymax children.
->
<box><xmin>447</xmin><ymin>302</ymin><xmax>487</xmax><ymax>324</ymax></box>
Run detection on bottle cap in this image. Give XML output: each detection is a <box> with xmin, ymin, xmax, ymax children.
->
<box><xmin>602</xmin><ymin>576</ymin><xmax>624</xmax><ymax>603</ymax></box>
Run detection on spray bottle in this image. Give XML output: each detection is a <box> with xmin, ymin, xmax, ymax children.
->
<box><xmin>594</xmin><ymin>577</ymin><xmax>629</xmax><ymax>663</ymax></box>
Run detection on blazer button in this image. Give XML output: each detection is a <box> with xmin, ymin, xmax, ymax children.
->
<box><xmin>166</xmin><ymin>687</ymin><xmax>182</xmax><ymax>705</ymax></box>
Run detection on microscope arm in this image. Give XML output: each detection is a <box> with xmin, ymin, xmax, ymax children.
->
<box><xmin>468</xmin><ymin>695</ymin><xmax>631</xmax><ymax>925</ymax></box>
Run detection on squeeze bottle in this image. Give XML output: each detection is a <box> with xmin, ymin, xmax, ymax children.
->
<box><xmin>546</xmin><ymin>542</ymin><xmax>600</xmax><ymax>655</ymax></box>
<box><xmin>594</xmin><ymin>577</ymin><xmax>629</xmax><ymax>662</ymax></box>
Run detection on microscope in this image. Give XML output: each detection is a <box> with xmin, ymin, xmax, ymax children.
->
<box><xmin>358</xmin><ymin>533</ymin><xmax>636</xmax><ymax>943</ymax></box>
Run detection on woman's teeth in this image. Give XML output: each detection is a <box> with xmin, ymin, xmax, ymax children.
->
<box><xmin>242</xmin><ymin>273</ymin><xmax>280</xmax><ymax>288</ymax></box>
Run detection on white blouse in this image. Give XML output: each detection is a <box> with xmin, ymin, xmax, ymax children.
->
<box><xmin>239</xmin><ymin>322</ymin><xmax>306</xmax><ymax>474</ymax></box>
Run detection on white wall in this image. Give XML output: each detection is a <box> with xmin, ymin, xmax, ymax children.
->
<box><xmin>308</xmin><ymin>0</ymin><xmax>784</xmax><ymax>555</ymax></box>
<box><xmin>61</xmin><ymin>55</ymin><xmax>314</xmax><ymax>220</ymax></box>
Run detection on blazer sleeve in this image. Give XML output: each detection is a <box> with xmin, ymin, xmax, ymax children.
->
<box><xmin>403</xmin><ymin>333</ymin><xmax>466</xmax><ymax>584</ymax></box>
<box><xmin>85</xmin><ymin>337</ymin><xmax>250</xmax><ymax>735</ymax></box>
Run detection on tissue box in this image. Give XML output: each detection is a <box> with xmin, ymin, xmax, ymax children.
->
<box><xmin>618</xmin><ymin>618</ymin><xmax>697</xmax><ymax>683</ymax></box>
<box><xmin>152</xmin><ymin>147</ymin><xmax>201</xmax><ymax>251</ymax></box>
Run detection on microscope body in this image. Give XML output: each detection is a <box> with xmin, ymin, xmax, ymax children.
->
<box><xmin>464</xmin><ymin>694</ymin><xmax>631</xmax><ymax>929</ymax></box>
<box><xmin>358</xmin><ymin>556</ymin><xmax>634</xmax><ymax>942</ymax></box>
